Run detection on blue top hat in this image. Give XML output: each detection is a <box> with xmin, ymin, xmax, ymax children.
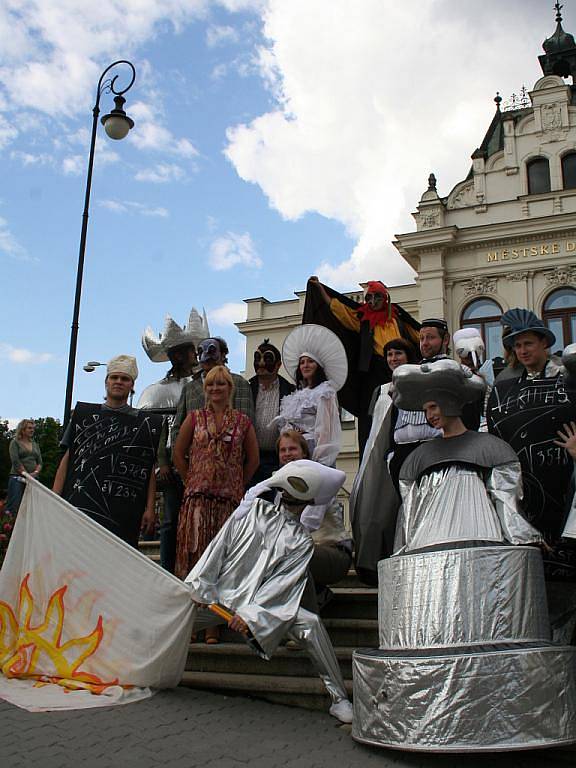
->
<box><xmin>501</xmin><ymin>308</ymin><xmax>556</xmax><ymax>350</ymax></box>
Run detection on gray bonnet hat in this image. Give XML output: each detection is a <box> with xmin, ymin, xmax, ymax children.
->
<box><xmin>392</xmin><ymin>359</ymin><xmax>485</xmax><ymax>417</ymax></box>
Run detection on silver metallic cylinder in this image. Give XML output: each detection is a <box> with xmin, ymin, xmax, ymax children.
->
<box><xmin>353</xmin><ymin>644</ymin><xmax>576</xmax><ymax>752</ymax></box>
<box><xmin>378</xmin><ymin>546</ymin><xmax>551</xmax><ymax>649</ymax></box>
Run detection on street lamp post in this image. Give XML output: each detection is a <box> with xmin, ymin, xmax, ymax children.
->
<box><xmin>63</xmin><ymin>60</ymin><xmax>136</xmax><ymax>429</ymax></box>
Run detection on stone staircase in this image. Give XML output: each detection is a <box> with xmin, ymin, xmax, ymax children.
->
<box><xmin>139</xmin><ymin>539</ymin><xmax>378</xmax><ymax>711</ymax></box>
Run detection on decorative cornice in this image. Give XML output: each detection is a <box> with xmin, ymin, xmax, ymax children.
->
<box><xmin>506</xmin><ymin>271</ymin><xmax>533</xmax><ymax>281</ymax></box>
<box><xmin>462</xmin><ymin>276</ymin><xmax>498</xmax><ymax>296</ymax></box>
<box><xmin>544</xmin><ymin>265</ymin><xmax>576</xmax><ymax>285</ymax></box>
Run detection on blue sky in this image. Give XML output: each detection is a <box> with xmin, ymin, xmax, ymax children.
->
<box><xmin>0</xmin><ymin>0</ymin><xmax>557</xmax><ymax>423</ymax></box>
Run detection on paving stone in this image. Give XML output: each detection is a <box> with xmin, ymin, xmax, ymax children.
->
<box><xmin>1</xmin><ymin>687</ymin><xmax>573</xmax><ymax>768</ymax></box>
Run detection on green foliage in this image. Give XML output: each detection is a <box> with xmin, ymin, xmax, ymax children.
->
<box><xmin>0</xmin><ymin>419</ymin><xmax>11</xmax><ymax>492</ymax></box>
<box><xmin>34</xmin><ymin>417</ymin><xmax>62</xmax><ymax>489</ymax></box>
<box><xmin>0</xmin><ymin>500</ymin><xmax>15</xmax><ymax>566</ymax></box>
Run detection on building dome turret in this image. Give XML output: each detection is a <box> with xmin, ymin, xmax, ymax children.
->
<box><xmin>543</xmin><ymin>5</ymin><xmax>575</xmax><ymax>54</ymax></box>
<box><xmin>539</xmin><ymin>3</ymin><xmax>576</xmax><ymax>79</ymax></box>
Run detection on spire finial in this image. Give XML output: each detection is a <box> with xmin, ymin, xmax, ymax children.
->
<box><xmin>494</xmin><ymin>91</ymin><xmax>502</xmax><ymax>110</ymax></box>
<box><xmin>555</xmin><ymin>2</ymin><xmax>563</xmax><ymax>24</ymax></box>
<box><xmin>427</xmin><ymin>173</ymin><xmax>437</xmax><ymax>191</ymax></box>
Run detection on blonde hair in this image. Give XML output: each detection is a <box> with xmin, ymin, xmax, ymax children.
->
<box><xmin>16</xmin><ymin>419</ymin><xmax>34</xmax><ymax>440</ymax></box>
<box><xmin>203</xmin><ymin>365</ymin><xmax>234</xmax><ymax>408</ymax></box>
<box><xmin>276</xmin><ymin>430</ymin><xmax>310</xmax><ymax>459</ymax></box>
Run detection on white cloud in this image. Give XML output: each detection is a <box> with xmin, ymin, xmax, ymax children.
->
<box><xmin>62</xmin><ymin>154</ymin><xmax>84</xmax><ymax>175</ymax></box>
<box><xmin>10</xmin><ymin>150</ymin><xmax>54</xmax><ymax>166</ymax></box>
<box><xmin>218</xmin><ymin>0</ymin><xmax>266</xmax><ymax>10</ymax></box>
<box><xmin>224</xmin><ymin>0</ymin><xmax>546</xmax><ymax>288</ymax></box>
<box><xmin>98</xmin><ymin>199</ymin><xmax>169</xmax><ymax>217</ymax></box>
<box><xmin>208</xmin><ymin>231</ymin><xmax>262</xmax><ymax>270</ymax></box>
<box><xmin>211</xmin><ymin>62</ymin><xmax>229</xmax><ymax>81</ymax></box>
<box><xmin>129</xmin><ymin>100</ymin><xmax>198</xmax><ymax>159</ymax></box>
<box><xmin>59</xmin><ymin>130</ymin><xmax>119</xmax><ymax>175</ymax></box>
<box><xmin>0</xmin><ymin>216</ymin><xmax>30</xmax><ymax>260</ymax></box>
<box><xmin>135</xmin><ymin>162</ymin><xmax>185</xmax><ymax>183</ymax></box>
<box><xmin>0</xmin><ymin>343</ymin><xmax>54</xmax><ymax>364</ymax></box>
<box><xmin>0</xmin><ymin>114</ymin><xmax>18</xmax><ymax>150</ymax></box>
<box><xmin>0</xmin><ymin>3</ymin><xmax>212</xmax><ymax>116</ymax></box>
<box><xmin>208</xmin><ymin>302</ymin><xmax>247</xmax><ymax>325</ymax></box>
<box><xmin>206</xmin><ymin>24</ymin><xmax>240</xmax><ymax>47</ymax></box>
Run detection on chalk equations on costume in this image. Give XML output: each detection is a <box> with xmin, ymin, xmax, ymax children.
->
<box><xmin>62</xmin><ymin>403</ymin><xmax>162</xmax><ymax>544</ymax></box>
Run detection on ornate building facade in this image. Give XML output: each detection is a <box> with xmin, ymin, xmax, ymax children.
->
<box><xmin>236</xmin><ymin>9</ymin><xmax>576</xmax><ymax>502</ymax></box>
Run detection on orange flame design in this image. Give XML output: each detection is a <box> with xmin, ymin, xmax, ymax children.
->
<box><xmin>0</xmin><ymin>574</ymin><xmax>118</xmax><ymax>694</ymax></box>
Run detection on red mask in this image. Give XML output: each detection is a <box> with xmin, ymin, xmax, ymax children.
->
<box><xmin>357</xmin><ymin>281</ymin><xmax>395</xmax><ymax>329</ymax></box>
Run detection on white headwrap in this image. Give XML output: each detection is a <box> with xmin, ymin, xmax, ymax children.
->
<box><xmin>107</xmin><ymin>354</ymin><xmax>138</xmax><ymax>382</ymax></box>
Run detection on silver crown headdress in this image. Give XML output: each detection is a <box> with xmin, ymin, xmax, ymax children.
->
<box><xmin>142</xmin><ymin>308</ymin><xmax>210</xmax><ymax>363</ymax></box>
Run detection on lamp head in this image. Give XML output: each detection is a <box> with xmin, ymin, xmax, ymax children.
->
<box><xmin>101</xmin><ymin>95</ymin><xmax>134</xmax><ymax>140</ymax></box>
<box><xmin>83</xmin><ymin>361</ymin><xmax>104</xmax><ymax>373</ymax></box>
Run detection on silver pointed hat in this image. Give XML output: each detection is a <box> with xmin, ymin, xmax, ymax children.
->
<box><xmin>142</xmin><ymin>307</ymin><xmax>210</xmax><ymax>363</ymax></box>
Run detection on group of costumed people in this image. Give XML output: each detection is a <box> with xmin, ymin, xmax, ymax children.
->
<box><xmin>23</xmin><ymin>274</ymin><xmax>576</xmax><ymax>743</ymax></box>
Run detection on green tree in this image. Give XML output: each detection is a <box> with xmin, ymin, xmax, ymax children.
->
<box><xmin>0</xmin><ymin>419</ymin><xmax>12</xmax><ymax>491</ymax></box>
<box><xmin>34</xmin><ymin>417</ymin><xmax>62</xmax><ymax>488</ymax></box>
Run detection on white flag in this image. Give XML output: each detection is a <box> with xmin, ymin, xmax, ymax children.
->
<box><xmin>0</xmin><ymin>476</ymin><xmax>194</xmax><ymax>711</ymax></box>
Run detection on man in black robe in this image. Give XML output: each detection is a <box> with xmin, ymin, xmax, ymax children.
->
<box><xmin>487</xmin><ymin>309</ymin><xmax>576</xmax><ymax>641</ymax></box>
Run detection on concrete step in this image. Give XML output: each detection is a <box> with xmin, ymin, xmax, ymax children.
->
<box><xmin>186</xmin><ymin>641</ymin><xmax>357</xmax><ymax>678</ymax></box>
<box><xmin>138</xmin><ymin>539</ymin><xmax>160</xmax><ymax>553</ymax></box>
<box><xmin>321</xmin><ymin>587</ymin><xmax>377</xmax><ymax>620</ymax></box>
<box><xmin>190</xmin><ymin>615</ymin><xmax>378</xmax><ymax>649</ymax></box>
<box><xmin>141</xmin><ymin>539</ymin><xmax>377</xmax><ymax>711</ymax></box>
<box><xmin>138</xmin><ymin>539</ymin><xmax>160</xmax><ymax>563</ymax></box>
<box><xmin>322</xmin><ymin>617</ymin><xmax>378</xmax><ymax>647</ymax></box>
<box><xmin>180</xmin><ymin>670</ymin><xmax>353</xmax><ymax>712</ymax></box>
<box><xmin>333</xmin><ymin>568</ymin><xmax>366</xmax><ymax>588</ymax></box>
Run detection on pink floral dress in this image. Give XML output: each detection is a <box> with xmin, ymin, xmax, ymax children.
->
<box><xmin>175</xmin><ymin>408</ymin><xmax>251</xmax><ymax>579</ymax></box>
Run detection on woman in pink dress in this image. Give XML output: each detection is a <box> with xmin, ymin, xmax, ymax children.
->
<box><xmin>173</xmin><ymin>366</ymin><xmax>259</xmax><ymax>598</ymax></box>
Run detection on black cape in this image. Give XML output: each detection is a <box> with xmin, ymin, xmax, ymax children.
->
<box><xmin>303</xmin><ymin>281</ymin><xmax>420</xmax><ymax>452</ymax></box>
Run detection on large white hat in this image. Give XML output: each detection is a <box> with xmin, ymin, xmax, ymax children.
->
<box><xmin>392</xmin><ymin>359</ymin><xmax>485</xmax><ymax>416</ymax></box>
<box><xmin>142</xmin><ymin>307</ymin><xmax>210</xmax><ymax>363</ymax></box>
<box><xmin>269</xmin><ymin>459</ymin><xmax>346</xmax><ymax>503</ymax></box>
<box><xmin>282</xmin><ymin>324</ymin><xmax>348</xmax><ymax>391</ymax></box>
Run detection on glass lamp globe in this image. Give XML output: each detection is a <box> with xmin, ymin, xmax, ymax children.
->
<box><xmin>101</xmin><ymin>95</ymin><xmax>134</xmax><ymax>141</ymax></box>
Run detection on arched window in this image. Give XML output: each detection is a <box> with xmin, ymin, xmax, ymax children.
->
<box><xmin>543</xmin><ymin>287</ymin><xmax>576</xmax><ymax>352</ymax></box>
<box><xmin>562</xmin><ymin>152</ymin><xmax>576</xmax><ymax>190</ymax></box>
<box><xmin>527</xmin><ymin>157</ymin><xmax>551</xmax><ymax>194</ymax></box>
<box><xmin>461</xmin><ymin>298</ymin><xmax>503</xmax><ymax>360</ymax></box>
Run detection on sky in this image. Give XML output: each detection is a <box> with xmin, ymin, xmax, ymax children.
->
<box><xmin>0</xmin><ymin>0</ymin><xmax>561</xmax><ymax>424</ymax></box>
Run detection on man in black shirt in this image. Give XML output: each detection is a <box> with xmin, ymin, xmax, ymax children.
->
<box><xmin>53</xmin><ymin>355</ymin><xmax>162</xmax><ymax>547</ymax></box>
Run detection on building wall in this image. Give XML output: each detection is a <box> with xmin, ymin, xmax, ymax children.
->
<box><xmin>395</xmin><ymin>74</ymin><xmax>576</xmax><ymax>338</ymax></box>
<box><xmin>236</xmin><ymin>74</ymin><xmax>576</xmax><ymax>518</ymax></box>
